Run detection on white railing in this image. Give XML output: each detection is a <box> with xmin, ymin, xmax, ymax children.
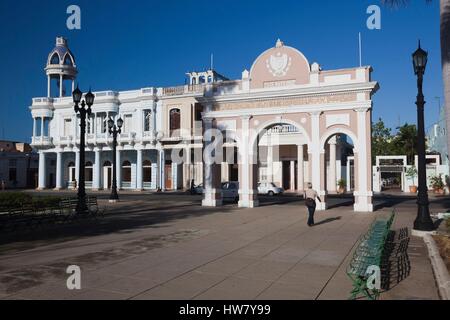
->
<box><xmin>31</xmin><ymin>136</ymin><xmax>53</xmax><ymax>145</ymax></box>
<box><xmin>267</xmin><ymin>125</ymin><xmax>299</xmax><ymax>134</ymax></box>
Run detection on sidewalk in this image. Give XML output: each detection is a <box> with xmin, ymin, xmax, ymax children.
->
<box><xmin>0</xmin><ymin>195</ymin><xmax>441</xmax><ymax>300</ymax></box>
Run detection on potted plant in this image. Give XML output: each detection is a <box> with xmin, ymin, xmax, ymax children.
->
<box><xmin>405</xmin><ymin>166</ymin><xmax>418</xmax><ymax>193</ymax></box>
<box><xmin>337</xmin><ymin>179</ymin><xmax>346</xmax><ymax>194</ymax></box>
<box><xmin>430</xmin><ymin>174</ymin><xmax>445</xmax><ymax>195</ymax></box>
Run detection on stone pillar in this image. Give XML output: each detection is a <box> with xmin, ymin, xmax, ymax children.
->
<box><xmin>202</xmin><ymin>118</ymin><xmax>223</xmax><ymax>207</ymax></box>
<box><xmin>38</xmin><ymin>152</ymin><xmax>46</xmax><ymax>190</ymax></box>
<box><xmin>136</xmin><ymin>148</ymin><xmax>143</xmax><ymax>191</ymax></box>
<box><xmin>238</xmin><ymin>115</ymin><xmax>259</xmax><ymax>208</ymax></box>
<box><xmin>47</xmin><ymin>76</ymin><xmax>51</xmax><ymax>97</ymax></box>
<box><xmin>59</xmin><ymin>74</ymin><xmax>63</xmax><ymax>97</ymax></box>
<box><xmin>116</xmin><ymin>149</ymin><xmax>122</xmax><ymax>190</ymax></box>
<box><xmin>328</xmin><ymin>136</ymin><xmax>337</xmax><ymax>193</ymax></box>
<box><xmin>185</xmin><ymin>146</ymin><xmax>191</xmax><ymax>189</ymax></box>
<box><xmin>75</xmin><ymin>150</ymin><xmax>80</xmax><ymax>188</ymax></box>
<box><xmin>354</xmin><ymin>107</ymin><xmax>373</xmax><ymax>212</ymax></box>
<box><xmin>267</xmin><ymin>143</ymin><xmax>273</xmax><ymax>182</ymax></box>
<box><xmin>297</xmin><ymin>144</ymin><xmax>304</xmax><ymax>192</ymax></box>
<box><xmin>93</xmin><ymin>149</ymin><xmax>101</xmax><ymax>190</ymax></box>
<box><xmin>33</xmin><ymin>118</ymin><xmax>37</xmax><ymax>140</ymax></box>
<box><xmin>55</xmin><ymin>151</ymin><xmax>63</xmax><ymax>190</ymax></box>
<box><xmin>159</xmin><ymin>148</ymin><xmax>165</xmax><ymax>190</ymax></box>
<box><xmin>310</xmin><ymin>111</ymin><xmax>326</xmax><ymax>210</ymax></box>
<box><xmin>41</xmin><ymin>117</ymin><xmax>45</xmax><ymax>137</ymax></box>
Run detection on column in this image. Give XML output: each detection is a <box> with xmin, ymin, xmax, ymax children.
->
<box><xmin>38</xmin><ymin>152</ymin><xmax>46</xmax><ymax>190</ymax></box>
<box><xmin>116</xmin><ymin>149</ymin><xmax>122</xmax><ymax>190</ymax></box>
<box><xmin>59</xmin><ymin>75</ymin><xmax>63</xmax><ymax>97</ymax></box>
<box><xmin>93</xmin><ymin>149</ymin><xmax>101</xmax><ymax>190</ymax></box>
<box><xmin>33</xmin><ymin>118</ymin><xmax>37</xmax><ymax>138</ymax></box>
<box><xmin>202</xmin><ymin>118</ymin><xmax>223</xmax><ymax>207</ymax></box>
<box><xmin>41</xmin><ymin>117</ymin><xmax>45</xmax><ymax>137</ymax></box>
<box><xmin>290</xmin><ymin>160</ymin><xmax>296</xmax><ymax>191</ymax></box>
<box><xmin>159</xmin><ymin>148</ymin><xmax>165</xmax><ymax>190</ymax></box>
<box><xmin>297</xmin><ymin>144</ymin><xmax>304</xmax><ymax>192</ymax></box>
<box><xmin>55</xmin><ymin>151</ymin><xmax>63</xmax><ymax>190</ymax></box>
<box><xmin>328</xmin><ymin>137</ymin><xmax>337</xmax><ymax>193</ymax></box>
<box><xmin>267</xmin><ymin>143</ymin><xmax>273</xmax><ymax>182</ymax></box>
<box><xmin>185</xmin><ymin>146</ymin><xmax>192</xmax><ymax>189</ymax></box>
<box><xmin>310</xmin><ymin>111</ymin><xmax>326</xmax><ymax>210</ymax></box>
<box><xmin>238</xmin><ymin>115</ymin><xmax>259</xmax><ymax>208</ymax></box>
<box><xmin>47</xmin><ymin>76</ymin><xmax>51</xmax><ymax>97</ymax></box>
<box><xmin>354</xmin><ymin>107</ymin><xmax>373</xmax><ymax>212</ymax></box>
<box><xmin>136</xmin><ymin>148</ymin><xmax>143</xmax><ymax>191</ymax></box>
<box><xmin>74</xmin><ymin>150</ymin><xmax>80</xmax><ymax>189</ymax></box>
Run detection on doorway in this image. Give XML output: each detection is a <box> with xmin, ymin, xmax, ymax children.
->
<box><xmin>103</xmin><ymin>161</ymin><xmax>112</xmax><ymax>190</ymax></box>
<box><xmin>282</xmin><ymin>161</ymin><xmax>291</xmax><ymax>190</ymax></box>
<box><xmin>165</xmin><ymin>163</ymin><xmax>172</xmax><ymax>190</ymax></box>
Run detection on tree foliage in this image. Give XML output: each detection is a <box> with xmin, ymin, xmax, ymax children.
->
<box><xmin>371</xmin><ymin>119</ymin><xmax>419</xmax><ymax>164</ymax></box>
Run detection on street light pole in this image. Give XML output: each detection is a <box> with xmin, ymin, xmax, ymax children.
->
<box><xmin>108</xmin><ymin>117</ymin><xmax>123</xmax><ymax>203</ymax></box>
<box><xmin>412</xmin><ymin>41</ymin><xmax>435</xmax><ymax>231</ymax></box>
<box><xmin>73</xmin><ymin>86</ymin><xmax>95</xmax><ymax>214</ymax></box>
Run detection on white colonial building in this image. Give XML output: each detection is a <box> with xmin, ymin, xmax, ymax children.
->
<box><xmin>31</xmin><ymin>37</ymin><xmax>378</xmax><ymax>211</ymax></box>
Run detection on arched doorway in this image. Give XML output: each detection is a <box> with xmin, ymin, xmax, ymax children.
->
<box><xmin>122</xmin><ymin>160</ymin><xmax>132</xmax><ymax>189</ymax></box>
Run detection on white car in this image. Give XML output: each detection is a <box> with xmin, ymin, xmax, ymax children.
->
<box><xmin>258</xmin><ymin>182</ymin><xmax>284</xmax><ymax>196</ymax></box>
<box><xmin>221</xmin><ymin>182</ymin><xmax>239</xmax><ymax>201</ymax></box>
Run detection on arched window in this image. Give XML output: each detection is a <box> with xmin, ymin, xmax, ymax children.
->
<box><xmin>63</xmin><ymin>54</ymin><xmax>73</xmax><ymax>66</ymax></box>
<box><xmin>143</xmin><ymin>160</ymin><xmax>152</xmax><ymax>183</ymax></box>
<box><xmin>85</xmin><ymin>161</ymin><xmax>93</xmax><ymax>182</ymax></box>
<box><xmin>50</xmin><ymin>53</ymin><xmax>60</xmax><ymax>65</ymax></box>
<box><xmin>103</xmin><ymin>161</ymin><xmax>112</xmax><ymax>167</ymax></box>
<box><xmin>170</xmin><ymin>108</ymin><xmax>181</xmax><ymax>137</ymax></box>
<box><xmin>122</xmin><ymin>161</ymin><xmax>132</xmax><ymax>182</ymax></box>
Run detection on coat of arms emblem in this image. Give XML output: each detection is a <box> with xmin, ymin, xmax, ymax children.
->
<box><xmin>266</xmin><ymin>52</ymin><xmax>292</xmax><ymax>77</ymax></box>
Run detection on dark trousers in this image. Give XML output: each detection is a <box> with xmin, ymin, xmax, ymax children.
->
<box><xmin>307</xmin><ymin>204</ymin><xmax>316</xmax><ymax>226</ymax></box>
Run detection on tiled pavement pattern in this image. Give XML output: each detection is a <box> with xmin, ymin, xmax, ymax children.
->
<box><xmin>0</xmin><ymin>193</ymin><xmax>445</xmax><ymax>300</ymax></box>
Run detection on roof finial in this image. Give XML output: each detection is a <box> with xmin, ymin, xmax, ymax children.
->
<box><xmin>276</xmin><ymin>39</ymin><xmax>284</xmax><ymax>48</ymax></box>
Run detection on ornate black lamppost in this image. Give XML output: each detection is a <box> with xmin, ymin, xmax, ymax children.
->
<box><xmin>108</xmin><ymin>117</ymin><xmax>123</xmax><ymax>203</ymax></box>
<box><xmin>412</xmin><ymin>41</ymin><xmax>435</xmax><ymax>231</ymax></box>
<box><xmin>72</xmin><ymin>86</ymin><xmax>95</xmax><ymax>213</ymax></box>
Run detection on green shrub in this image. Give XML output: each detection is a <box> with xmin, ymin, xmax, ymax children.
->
<box><xmin>0</xmin><ymin>192</ymin><xmax>32</xmax><ymax>209</ymax></box>
<box><xmin>0</xmin><ymin>193</ymin><xmax>62</xmax><ymax>210</ymax></box>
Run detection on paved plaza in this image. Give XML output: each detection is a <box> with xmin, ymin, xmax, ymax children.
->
<box><xmin>0</xmin><ymin>192</ymin><xmax>447</xmax><ymax>300</ymax></box>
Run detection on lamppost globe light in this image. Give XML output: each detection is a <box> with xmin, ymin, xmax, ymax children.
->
<box><xmin>412</xmin><ymin>41</ymin><xmax>428</xmax><ymax>75</ymax></box>
<box><xmin>72</xmin><ymin>85</ymin><xmax>82</xmax><ymax>104</ymax></box>
<box><xmin>108</xmin><ymin>118</ymin><xmax>114</xmax><ymax>130</ymax></box>
<box><xmin>85</xmin><ymin>89</ymin><xmax>95</xmax><ymax>107</ymax></box>
<box><xmin>117</xmin><ymin>117</ymin><xmax>124</xmax><ymax>129</ymax></box>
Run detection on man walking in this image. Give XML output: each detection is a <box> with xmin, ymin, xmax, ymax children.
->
<box><xmin>304</xmin><ymin>183</ymin><xmax>321</xmax><ymax>227</ymax></box>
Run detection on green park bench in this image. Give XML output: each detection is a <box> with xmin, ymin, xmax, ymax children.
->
<box><xmin>347</xmin><ymin>210</ymin><xmax>396</xmax><ymax>300</ymax></box>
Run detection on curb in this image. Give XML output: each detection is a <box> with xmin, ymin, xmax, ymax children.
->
<box><xmin>423</xmin><ymin>234</ymin><xmax>450</xmax><ymax>300</ymax></box>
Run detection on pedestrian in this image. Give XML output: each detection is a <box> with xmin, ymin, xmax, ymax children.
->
<box><xmin>190</xmin><ymin>179</ymin><xmax>195</xmax><ymax>195</ymax></box>
<box><xmin>304</xmin><ymin>183</ymin><xmax>321</xmax><ymax>227</ymax></box>
<box><xmin>1</xmin><ymin>180</ymin><xmax>5</xmax><ymax>191</ymax></box>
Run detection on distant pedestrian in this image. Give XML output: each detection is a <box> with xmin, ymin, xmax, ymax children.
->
<box><xmin>304</xmin><ymin>183</ymin><xmax>321</xmax><ymax>227</ymax></box>
<box><xmin>190</xmin><ymin>179</ymin><xmax>195</xmax><ymax>194</ymax></box>
<box><xmin>1</xmin><ymin>180</ymin><xmax>5</xmax><ymax>191</ymax></box>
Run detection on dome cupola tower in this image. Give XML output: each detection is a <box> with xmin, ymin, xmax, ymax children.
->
<box><xmin>45</xmin><ymin>37</ymin><xmax>78</xmax><ymax>98</ymax></box>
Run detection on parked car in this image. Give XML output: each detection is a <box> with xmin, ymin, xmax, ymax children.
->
<box><xmin>257</xmin><ymin>182</ymin><xmax>284</xmax><ymax>196</ymax></box>
<box><xmin>221</xmin><ymin>181</ymin><xmax>239</xmax><ymax>202</ymax></box>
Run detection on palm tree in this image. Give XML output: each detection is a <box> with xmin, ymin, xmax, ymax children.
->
<box><xmin>381</xmin><ymin>0</ymin><xmax>450</xmax><ymax>172</ymax></box>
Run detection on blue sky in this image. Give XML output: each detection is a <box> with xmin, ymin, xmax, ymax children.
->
<box><xmin>0</xmin><ymin>0</ymin><xmax>443</xmax><ymax>142</ymax></box>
